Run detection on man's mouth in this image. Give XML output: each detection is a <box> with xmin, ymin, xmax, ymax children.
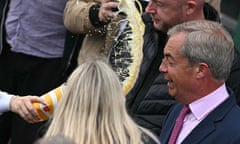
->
<box><xmin>167</xmin><ymin>80</ymin><xmax>174</xmax><ymax>88</ymax></box>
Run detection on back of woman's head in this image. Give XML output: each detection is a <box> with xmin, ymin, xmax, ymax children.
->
<box><xmin>45</xmin><ymin>59</ymin><xmax>159</xmax><ymax>144</ymax></box>
<box><xmin>66</xmin><ymin>59</ymin><xmax>125</xmax><ymax>119</ymax></box>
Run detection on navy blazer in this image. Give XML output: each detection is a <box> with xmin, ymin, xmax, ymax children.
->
<box><xmin>160</xmin><ymin>89</ymin><xmax>240</xmax><ymax>144</ymax></box>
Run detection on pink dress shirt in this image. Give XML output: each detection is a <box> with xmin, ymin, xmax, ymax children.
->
<box><xmin>176</xmin><ymin>84</ymin><xmax>229</xmax><ymax>144</ymax></box>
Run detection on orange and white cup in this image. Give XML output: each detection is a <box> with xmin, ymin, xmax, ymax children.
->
<box><xmin>32</xmin><ymin>86</ymin><xmax>63</xmax><ymax>122</ymax></box>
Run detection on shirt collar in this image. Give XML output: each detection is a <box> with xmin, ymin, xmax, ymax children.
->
<box><xmin>189</xmin><ymin>83</ymin><xmax>229</xmax><ymax>121</ymax></box>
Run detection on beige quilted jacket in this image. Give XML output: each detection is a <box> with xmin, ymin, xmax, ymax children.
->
<box><xmin>64</xmin><ymin>0</ymin><xmax>120</xmax><ymax>64</ymax></box>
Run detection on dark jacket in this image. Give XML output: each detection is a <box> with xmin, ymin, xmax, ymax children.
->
<box><xmin>160</xmin><ymin>89</ymin><xmax>240</xmax><ymax>144</ymax></box>
<box><xmin>226</xmin><ymin>51</ymin><xmax>240</xmax><ymax>105</ymax></box>
<box><xmin>0</xmin><ymin>0</ymin><xmax>84</xmax><ymax>80</ymax></box>
<box><xmin>126</xmin><ymin>3</ymin><xmax>224</xmax><ymax>136</ymax></box>
<box><xmin>0</xmin><ymin>0</ymin><xmax>10</xmax><ymax>54</ymax></box>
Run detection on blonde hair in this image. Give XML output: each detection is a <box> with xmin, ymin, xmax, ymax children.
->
<box><xmin>35</xmin><ymin>135</ymin><xmax>75</xmax><ymax>144</ymax></box>
<box><xmin>44</xmin><ymin>59</ymin><xmax>159</xmax><ymax>144</ymax></box>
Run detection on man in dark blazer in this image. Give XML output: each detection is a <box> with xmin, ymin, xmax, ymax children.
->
<box><xmin>159</xmin><ymin>20</ymin><xmax>240</xmax><ymax>144</ymax></box>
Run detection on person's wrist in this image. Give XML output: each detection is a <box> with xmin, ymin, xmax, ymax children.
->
<box><xmin>9</xmin><ymin>95</ymin><xmax>19</xmax><ymax>111</ymax></box>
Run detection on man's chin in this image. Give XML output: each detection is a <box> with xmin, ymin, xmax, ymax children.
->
<box><xmin>153</xmin><ymin>23</ymin><xmax>162</xmax><ymax>30</ymax></box>
<box><xmin>153</xmin><ymin>22</ymin><xmax>169</xmax><ymax>32</ymax></box>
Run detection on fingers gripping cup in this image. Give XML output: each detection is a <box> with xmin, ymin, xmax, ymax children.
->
<box><xmin>32</xmin><ymin>86</ymin><xmax>63</xmax><ymax>122</ymax></box>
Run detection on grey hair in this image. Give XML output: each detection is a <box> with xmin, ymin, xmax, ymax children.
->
<box><xmin>167</xmin><ymin>20</ymin><xmax>234</xmax><ymax>81</ymax></box>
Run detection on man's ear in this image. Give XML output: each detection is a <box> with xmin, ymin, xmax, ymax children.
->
<box><xmin>195</xmin><ymin>62</ymin><xmax>209</xmax><ymax>79</ymax></box>
<box><xmin>185</xmin><ymin>0</ymin><xmax>198</xmax><ymax>16</ymax></box>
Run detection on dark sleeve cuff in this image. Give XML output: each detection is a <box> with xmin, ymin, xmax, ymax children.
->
<box><xmin>89</xmin><ymin>4</ymin><xmax>108</xmax><ymax>27</ymax></box>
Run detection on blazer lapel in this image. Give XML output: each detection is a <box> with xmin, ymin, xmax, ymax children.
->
<box><xmin>182</xmin><ymin>118</ymin><xmax>215</xmax><ymax>143</ymax></box>
<box><xmin>160</xmin><ymin>104</ymin><xmax>183</xmax><ymax>143</ymax></box>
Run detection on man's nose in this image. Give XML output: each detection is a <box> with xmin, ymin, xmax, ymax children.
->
<box><xmin>145</xmin><ymin>1</ymin><xmax>156</xmax><ymax>14</ymax></box>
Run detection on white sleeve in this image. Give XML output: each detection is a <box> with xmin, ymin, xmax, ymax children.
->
<box><xmin>0</xmin><ymin>90</ymin><xmax>13</xmax><ymax>114</ymax></box>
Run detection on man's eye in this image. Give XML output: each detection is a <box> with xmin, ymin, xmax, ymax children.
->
<box><xmin>162</xmin><ymin>56</ymin><xmax>175</xmax><ymax>66</ymax></box>
<box><xmin>151</xmin><ymin>1</ymin><xmax>165</xmax><ymax>7</ymax></box>
<box><xmin>156</xmin><ymin>2</ymin><xmax>165</xmax><ymax>7</ymax></box>
<box><xmin>168</xmin><ymin>61</ymin><xmax>174</xmax><ymax>65</ymax></box>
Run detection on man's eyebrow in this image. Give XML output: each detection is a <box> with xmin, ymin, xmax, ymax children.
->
<box><xmin>164</xmin><ymin>53</ymin><xmax>171</xmax><ymax>58</ymax></box>
<box><xmin>164</xmin><ymin>53</ymin><xmax>177</xmax><ymax>62</ymax></box>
